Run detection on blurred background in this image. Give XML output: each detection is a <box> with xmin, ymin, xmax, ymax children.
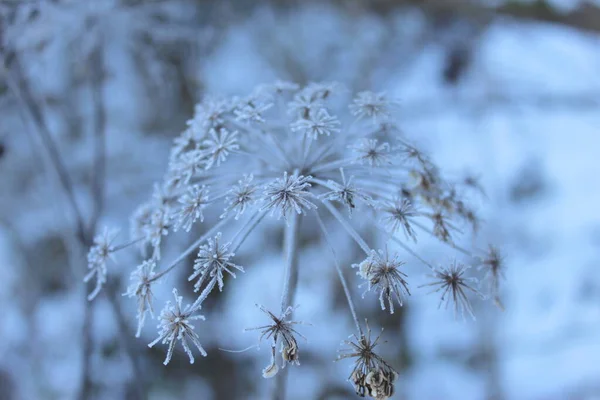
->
<box><xmin>1</xmin><ymin>0</ymin><xmax>599</xmax><ymax>399</ymax></box>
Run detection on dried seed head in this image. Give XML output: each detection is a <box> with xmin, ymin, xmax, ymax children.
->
<box><xmin>261</xmin><ymin>172</ymin><xmax>316</xmax><ymax>221</ymax></box>
<box><xmin>354</xmin><ymin>250</ymin><xmax>411</xmax><ymax>314</ymax></box>
<box><xmin>173</xmin><ymin>184</ymin><xmax>210</xmax><ymax>232</ymax></box>
<box><xmin>148</xmin><ymin>288</ymin><xmax>207</xmax><ymax>365</ymax></box>
<box><xmin>245</xmin><ymin>305</ymin><xmax>307</xmax><ymax>376</ymax></box>
<box><xmin>338</xmin><ymin>322</ymin><xmax>398</xmax><ymax>400</ymax></box>
<box><xmin>380</xmin><ymin>198</ymin><xmax>419</xmax><ymax>241</ymax></box>
<box><xmin>124</xmin><ymin>259</ymin><xmax>157</xmax><ymax>337</ymax></box>
<box><xmin>421</xmin><ymin>261</ymin><xmax>485</xmax><ymax>319</ymax></box>
<box><xmin>319</xmin><ymin>168</ymin><xmax>372</xmax><ymax>216</ymax></box>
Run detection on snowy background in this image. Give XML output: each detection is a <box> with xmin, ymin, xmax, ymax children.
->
<box><xmin>1</xmin><ymin>0</ymin><xmax>599</xmax><ymax>399</ymax></box>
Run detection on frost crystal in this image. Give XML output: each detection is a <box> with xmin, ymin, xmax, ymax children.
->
<box><xmin>148</xmin><ymin>288</ymin><xmax>207</xmax><ymax>365</ymax></box>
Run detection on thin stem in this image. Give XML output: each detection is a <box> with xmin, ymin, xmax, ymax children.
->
<box><xmin>191</xmin><ymin>279</ymin><xmax>217</xmax><ymax>310</ymax></box>
<box><xmin>376</xmin><ymin>226</ymin><xmax>435</xmax><ymax>271</ymax></box>
<box><xmin>150</xmin><ymin>217</ymin><xmax>231</xmax><ymax>282</ymax></box>
<box><xmin>320</xmin><ymin>200</ymin><xmax>371</xmax><ymax>255</ymax></box>
<box><xmin>279</xmin><ymin>213</ymin><xmax>301</xmax><ymax>313</ymax></box>
<box><xmin>273</xmin><ymin>212</ymin><xmax>301</xmax><ymax>400</ymax></box>
<box><xmin>315</xmin><ymin>211</ymin><xmax>362</xmax><ymax>336</ymax></box>
<box><xmin>89</xmin><ymin>46</ymin><xmax>107</xmax><ymax>233</ymax></box>
<box><xmin>4</xmin><ymin>55</ymin><xmax>87</xmax><ymax>243</ymax></box>
<box><xmin>231</xmin><ymin>209</ymin><xmax>269</xmax><ymax>253</ymax></box>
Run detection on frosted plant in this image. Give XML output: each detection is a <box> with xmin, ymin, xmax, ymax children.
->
<box><xmin>86</xmin><ymin>81</ymin><xmax>504</xmax><ymax>398</ymax></box>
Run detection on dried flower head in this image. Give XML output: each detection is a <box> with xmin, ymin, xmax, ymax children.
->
<box><xmin>245</xmin><ymin>305</ymin><xmax>306</xmax><ymax>377</ymax></box>
<box><xmin>173</xmin><ymin>185</ymin><xmax>210</xmax><ymax>232</ymax></box>
<box><xmin>201</xmin><ymin>127</ymin><xmax>240</xmax><ymax>170</ymax></box>
<box><xmin>124</xmin><ymin>259</ymin><xmax>157</xmax><ymax>337</ymax></box>
<box><xmin>351</xmin><ymin>139</ymin><xmax>391</xmax><ymax>167</ymax></box>
<box><xmin>189</xmin><ymin>233</ymin><xmax>243</xmax><ymax>300</ymax></box>
<box><xmin>380</xmin><ymin>198</ymin><xmax>419</xmax><ymax>241</ymax></box>
<box><xmin>85</xmin><ymin>227</ymin><xmax>119</xmax><ymax>301</ymax></box>
<box><xmin>421</xmin><ymin>261</ymin><xmax>484</xmax><ymax>319</ymax></box>
<box><xmin>319</xmin><ymin>168</ymin><xmax>372</xmax><ymax>216</ymax></box>
<box><xmin>349</xmin><ymin>91</ymin><xmax>397</xmax><ymax>122</ymax></box>
<box><xmin>148</xmin><ymin>288</ymin><xmax>207</xmax><ymax>365</ymax></box>
<box><xmin>261</xmin><ymin>172</ymin><xmax>316</xmax><ymax>220</ymax></box>
<box><xmin>354</xmin><ymin>249</ymin><xmax>411</xmax><ymax>314</ymax></box>
<box><xmin>478</xmin><ymin>245</ymin><xmax>506</xmax><ymax>308</ymax></box>
<box><xmin>338</xmin><ymin>323</ymin><xmax>398</xmax><ymax>400</ymax></box>
<box><xmin>291</xmin><ymin>108</ymin><xmax>341</xmax><ymax>139</ymax></box>
<box><xmin>222</xmin><ymin>174</ymin><xmax>258</xmax><ymax>219</ymax></box>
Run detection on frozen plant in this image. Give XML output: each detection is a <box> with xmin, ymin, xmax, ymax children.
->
<box><xmin>86</xmin><ymin>81</ymin><xmax>504</xmax><ymax>398</ymax></box>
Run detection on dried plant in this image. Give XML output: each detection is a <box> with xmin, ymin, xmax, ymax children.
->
<box><xmin>86</xmin><ymin>81</ymin><xmax>504</xmax><ymax>398</ymax></box>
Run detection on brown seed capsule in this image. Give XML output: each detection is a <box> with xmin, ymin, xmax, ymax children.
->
<box><xmin>282</xmin><ymin>341</ymin><xmax>299</xmax><ymax>365</ymax></box>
